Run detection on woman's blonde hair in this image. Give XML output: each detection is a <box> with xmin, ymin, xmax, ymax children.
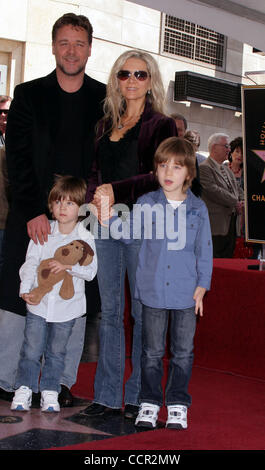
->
<box><xmin>101</xmin><ymin>49</ymin><xmax>165</xmax><ymax>133</ymax></box>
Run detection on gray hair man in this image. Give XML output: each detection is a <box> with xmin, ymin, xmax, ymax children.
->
<box><xmin>199</xmin><ymin>133</ymin><xmax>239</xmax><ymax>258</ymax></box>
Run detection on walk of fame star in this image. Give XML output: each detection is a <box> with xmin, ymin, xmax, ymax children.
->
<box><xmin>252</xmin><ymin>150</ymin><xmax>265</xmax><ymax>183</ymax></box>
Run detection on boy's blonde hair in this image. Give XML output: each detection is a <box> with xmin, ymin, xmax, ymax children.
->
<box><xmin>48</xmin><ymin>175</ymin><xmax>87</xmax><ymax>213</ymax></box>
<box><xmin>154</xmin><ymin>137</ymin><xmax>196</xmax><ymax>191</ymax></box>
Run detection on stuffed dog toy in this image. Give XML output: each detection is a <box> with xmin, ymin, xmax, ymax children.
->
<box><xmin>29</xmin><ymin>240</ymin><xmax>94</xmax><ymax>303</ymax></box>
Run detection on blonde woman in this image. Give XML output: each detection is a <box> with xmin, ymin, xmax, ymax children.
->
<box><xmin>83</xmin><ymin>50</ymin><xmax>176</xmax><ymax>419</ymax></box>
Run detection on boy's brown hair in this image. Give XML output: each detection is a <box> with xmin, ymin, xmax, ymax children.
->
<box><xmin>154</xmin><ymin>137</ymin><xmax>196</xmax><ymax>191</ymax></box>
<box><xmin>48</xmin><ymin>175</ymin><xmax>87</xmax><ymax>214</ymax></box>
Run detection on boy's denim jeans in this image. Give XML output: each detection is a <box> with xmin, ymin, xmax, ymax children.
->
<box><xmin>15</xmin><ymin>311</ymin><xmax>75</xmax><ymax>393</ymax></box>
<box><xmin>140</xmin><ymin>305</ymin><xmax>196</xmax><ymax>407</ymax></box>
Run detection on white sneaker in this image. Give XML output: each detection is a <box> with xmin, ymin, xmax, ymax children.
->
<box><xmin>11</xmin><ymin>386</ymin><xmax>32</xmax><ymax>411</ymax></box>
<box><xmin>135</xmin><ymin>403</ymin><xmax>160</xmax><ymax>428</ymax></box>
<box><xmin>41</xmin><ymin>390</ymin><xmax>60</xmax><ymax>412</ymax></box>
<box><xmin>166</xmin><ymin>405</ymin><xmax>187</xmax><ymax>429</ymax></box>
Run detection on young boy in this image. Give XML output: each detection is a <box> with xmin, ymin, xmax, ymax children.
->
<box><xmin>100</xmin><ymin>137</ymin><xmax>213</xmax><ymax>429</ymax></box>
<box><xmin>11</xmin><ymin>175</ymin><xmax>97</xmax><ymax>412</ymax></box>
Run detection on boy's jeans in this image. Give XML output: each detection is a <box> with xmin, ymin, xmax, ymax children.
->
<box><xmin>140</xmin><ymin>305</ymin><xmax>196</xmax><ymax>407</ymax></box>
<box><xmin>14</xmin><ymin>312</ymin><xmax>75</xmax><ymax>393</ymax></box>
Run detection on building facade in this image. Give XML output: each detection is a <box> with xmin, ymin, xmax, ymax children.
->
<box><xmin>1</xmin><ymin>0</ymin><xmax>265</xmax><ymax>152</ymax></box>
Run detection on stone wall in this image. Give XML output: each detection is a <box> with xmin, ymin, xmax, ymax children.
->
<box><xmin>1</xmin><ymin>0</ymin><xmax>265</xmax><ymax>151</ymax></box>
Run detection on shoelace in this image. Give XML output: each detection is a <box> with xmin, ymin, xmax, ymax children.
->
<box><xmin>168</xmin><ymin>407</ymin><xmax>186</xmax><ymax>419</ymax></box>
<box><xmin>170</xmin><ymin>411</ymin><xmax>181</xmax><ymax>416</ymax></box>
<box><xmin>16</xmin><ymin>387</ymin><xmax>31</xmax><ymax>398</ymax></box>
<box><xmin>139</xmin><ymin>405</ymin><xmax>157</xmax><ymax>418</ymax></box>
<box><xmin>42</xmin><ymin>391</ymin><xmax>58</xmax><ymax>403</ymax></box>
<box><xmin>142</xmin><ymin>409</ymin><xmax>154</xmax><ymax>416</ymax></box>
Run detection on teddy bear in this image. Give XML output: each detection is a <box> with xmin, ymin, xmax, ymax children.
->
<box><xmin>28</xmin><ymin>240</ymin><xmax>94</xmax><ymax>304</ymax></box>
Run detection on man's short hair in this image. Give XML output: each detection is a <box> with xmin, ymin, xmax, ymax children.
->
<box><xmin>0</xmin><ymin>95</ymin><xmax>12</xmax><ymax>105</ymax></box>
<box><xmin>52</xmin><ymin>13</ymin><xmax>93</xmax><ymax>44</ymax></box>
<box><xmin>208</xmin><ymin>133</ymin><xmax>229</xmax><ymax>153</ymax></box>
<box><xmin>170</xmin><ymin>113</ymin><xmax>187</xmax><ymax>130</ymax></box>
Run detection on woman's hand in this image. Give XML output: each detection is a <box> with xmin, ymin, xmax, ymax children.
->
<box><xmin>94</xmin><ymin>184</ymin><xmax>114</xmax><ymax>206</ymax></box>
<box><xmin>92</xmin><ymin>184</ymin><xmax>115</xmax><ymax>225</ymax></box>
<box><xmin>90</xmin><ymin>200</ymin><xmax>114</xmax><ymax>226</ymax></box>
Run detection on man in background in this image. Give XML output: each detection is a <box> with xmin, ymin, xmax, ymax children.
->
<box><xmin>0</xmin><ymin>96</ymin><xmax>11</xmax><ymax>147</ymax></box>
<box><xmin>0</xmin><ymin>96</ymin><xmax>12</xmax><ymax>273</ymax></box>
<box><xmin>170</xmin><ymin>112</ymin><xmax>187</xmax><ymax>137</ymax></box>
<box><xmin>200</xmin><ymin>133</ymin><xmax>239</xmax><ymax>258</ymax></box>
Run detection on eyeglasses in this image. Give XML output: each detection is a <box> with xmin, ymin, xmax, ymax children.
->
<box><xmin>0</xmin><ymin>109</ymin><xmax>9</xmax><ymax>116</ymax></box>
<box><xmin>217</xmin><ymin>143</ymin><xmax>230</xmax><ymax>149</ymax></box>
<box><xmin>117</xmin><ymin>70</ymin><xmax>150</xmax><ymax>81</ymax></box>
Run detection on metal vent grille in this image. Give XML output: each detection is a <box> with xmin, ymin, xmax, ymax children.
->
<box><xmin>162</xmin><ymin>15</ymin><xmax>225</xmax><ymax>68</ymax></box>
<box><xmin>174</xmin><ymin>71</ymin><xmax>242</xmax><ymax>110</ymax></box>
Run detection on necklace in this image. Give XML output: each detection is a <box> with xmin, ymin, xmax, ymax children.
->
<box><xmin>117</xmin><ymin>108</ymin><xmax>144</xmax><ymax>130</ymax></box>
<box><xmin>117</xmin><ymin>115</ymin><xmax>141</xmax><ymax>130</ymax></box>
<box><xmin>229</xmin><ymin>162</ymin><xmax>241</xmax><ymax>176</ymax></box>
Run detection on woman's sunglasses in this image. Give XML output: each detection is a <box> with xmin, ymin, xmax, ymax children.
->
<box><xmin>117</xmin><ymin>70</ymin><xmax>150</xmax><ymax>81</ymax></box>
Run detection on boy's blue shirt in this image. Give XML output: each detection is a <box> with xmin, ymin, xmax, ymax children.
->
<box><xmin>109</xmin><ymin>187</ymin><xmax>213</xmax><ymax>310</ymax></box>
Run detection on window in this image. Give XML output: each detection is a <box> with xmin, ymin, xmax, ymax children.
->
<box><xmin>161</xmin><ymin>14</ymin><xmax>226</xmax><ymax>69</ymax></box>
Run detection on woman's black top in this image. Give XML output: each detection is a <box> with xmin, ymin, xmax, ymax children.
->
<box><xmin>97</xmin><ymin>119</ymin><xmax>142</xmax><ymax>183</ymax></box>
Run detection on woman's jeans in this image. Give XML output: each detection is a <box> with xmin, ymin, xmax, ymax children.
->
<box><xmin>140</xmin><ymin>305</ymin><xmax>196</xmax><ymax>407</ymax></box>
<box><xmin>94</xmin><ymin>236</ymin><xmax>142</xmax><ymax>408</ymax></box>
<box><xmin>14</xmin><ymin>312</ymin><xmax>75</xmax><ymax>393</ymax></box>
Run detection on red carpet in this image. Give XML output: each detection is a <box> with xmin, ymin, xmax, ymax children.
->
<box><xmin>55</xmin><ymin>260</ymin><xmax>265</xmax><ymax>451</ymax></box>
<box><xmin>194</xmin><ymin>259</ymin><xmax>265</xmax><ymax>381</ymax></box>
<box><xmin>67</xmin><ymin>361</ymin><xmax>265</xmax><ymax>450</ymax></box>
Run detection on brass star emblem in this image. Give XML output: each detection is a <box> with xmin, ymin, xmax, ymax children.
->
<box><xmin>252</xmin><ymin>150</ymin><xmax>265</xmax><ymax>183</ymax></box>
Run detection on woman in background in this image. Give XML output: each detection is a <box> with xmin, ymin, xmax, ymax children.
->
<box><xmin>226</xmin><ymin>136</ymin><xmax>258</xmax><ymax>258</ymax></box>
<box><xmin>227</xmin><ymin>137</ymin><xmax>244</xmax><ymax>198</ymax></box>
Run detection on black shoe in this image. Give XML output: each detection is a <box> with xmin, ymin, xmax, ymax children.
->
<box><xmin>80</xmin><ymin>403</ymin><xmax>108</xmax><ymax>416</ymax></box>
<box><xmin>58</xmin><ymin>385</ymin><xmax>74</xmax><ymax>407</ymax></box>
<box><xmin>0</xmin><ymin>387</ymin><xmax>14</xmax><ymax>402</ymax></box>
<box><xmin>124</xmin><ymin>404</ymin><xmax>139</xmax><ymax>419</ymax></box>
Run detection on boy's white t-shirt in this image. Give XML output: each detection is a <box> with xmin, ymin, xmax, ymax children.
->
<box><xmin>19</xmin><ymin>221</ymin><xmax>97</xmax><ymax>323</ymax></box>
<box><xmin>167</xmin><ymin>199</ymin><xmax>183</xmax><ymax>209</ymax></box>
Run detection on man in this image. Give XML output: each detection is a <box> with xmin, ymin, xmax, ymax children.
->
<box><xmin>170</xmin><ymin>113</ymin><xmax>202</xmax><ymax>197</ymax></box>
<box><xmin>0</xmin><ymin>13</ymin><xmax>106</xmax><ymax>404</ymax></box>
<box><xmin>199</xmin><ymin>133</ymin><xmax>239</xmax><ymax>258</ymax></box>
<box><xmin>170</xmin><ymin>113</ymin><xmax>187</xmax><ymax>137</ymax></box>
<box><xmin>0</xmin><ymin>96</ymin><xmax>12</xmax><ymax>273</ymax></box>
<box><xmin>184</xmin><ymin>129</ymin><xmax>206</xmax><ymax>165</ymax></box>
<box><xmin>0</xmin><ymin>96</ymin><xmax>11</xmax><ymax>147</ymax></box>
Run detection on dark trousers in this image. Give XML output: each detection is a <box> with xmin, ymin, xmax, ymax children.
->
<box><xmin>212</xmin><ymin>213</ymin><xmax>237</xmax><ymax>258</ymax></box>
